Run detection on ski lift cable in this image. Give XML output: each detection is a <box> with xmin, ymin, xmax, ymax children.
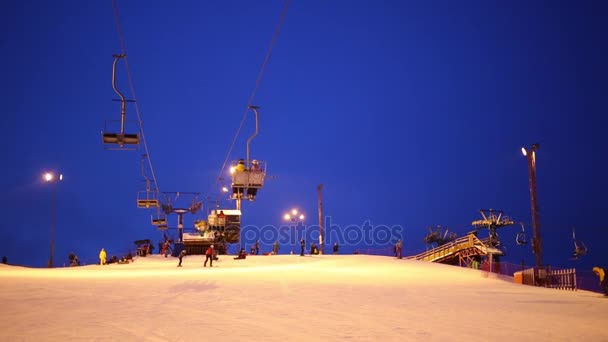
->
<box><xmin>207</xmin><ymin>0</ymin><xmax>291</xmax><ymax>198</ymax></box>
<box><xmin>112</xmin><ymin>0</ymin><xmax>162</xmax><ymax>195</ymax></box>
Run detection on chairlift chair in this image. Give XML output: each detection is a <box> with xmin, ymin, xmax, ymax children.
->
<box><xmin>572</xmin><ymin>227</ymin><xmax>588</xmax><ymax>258</ymax></box>
<box><xmin>137</xmin><ymin>156</ymin><xmax>159</xmax><ymax>208</ymax></box>
<box><xmin>101</xmin><ymin>54</ymin><xmax>140</xmax><ymax>149</ymax></box>
<box><xmin>151</xmin><ymin>214</ymin><xmax>167</xmax><ymax>226</ymax></box>
<box><xmin>516</xmin><ymin>223</ymin><xmax>528</xmax><ymax>245</ymax></box>
<box><xmin>229</xmin><ymin>105</ymin><xmax>268</xmax><ymax>202</ymax></box>
<box><xmin>573</xmin><ymin>241</ymin><xmax>588</xmax><ymax>258</ymax></box>
<box><xmin>137</xmin><ymin>190</ymin><xmax>159</xmax><ymax>208</ymax></box>
<box><xmin>230</xmin><ymin>159</ymin><xmax>267</xmax><ymax>200</ymax></box>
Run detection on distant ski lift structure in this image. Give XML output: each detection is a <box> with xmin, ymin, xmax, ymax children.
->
<box><xmin>101</xmin><ymin>54</ymin><xmax>140</xmax><ymax>149</ymax></box>
<box><xmin>516</xmin><ymin>222</ymin><xmax>528</xmax><ymax>245</ymax></box>
<box><xmin>229</xmin><ymin>105</ymin><xmax>268</xmax><ymax>210</ymax></box>
<box><xmin>181</xmin><ymin>209</ymin><xmax>241</xmax><ymax>255</ymax></box>
<box><xmin>471</xmin><ymin>209</ymin><xmax>514</xmax><ymax>247</ymax></box>
<box><xmin>572</xmin><ymin>227</ymin><xmax>587</xmax><ymax>259</ymax></box>
<box><xmin>159</xmin><ymin>192</ymin><xmax>203</xmax><ymax>242</ymax></box>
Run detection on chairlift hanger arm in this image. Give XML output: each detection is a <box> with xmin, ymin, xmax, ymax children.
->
<box><xmin>246</xmin><ymin>105</ymin><xmax>260</xmax><ymax>167</ymax></box>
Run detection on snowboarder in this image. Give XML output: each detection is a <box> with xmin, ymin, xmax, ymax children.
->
<box><xmin>234</xmin><ymin>248</ymin><xmax>247</xmax><ymax>260</ymax></box>
<box><xmin>333</xmin><ymin>242</ymin><xmax>339</xmax><ymax>255</ymax></box>
<box><xmin>177</xmin><ymin>249</ymin><xmax>187</xmax><ymax>267</ymax></box>
<box><xmin>272</xmin><ymin>241</ymin><xmax>280</xmax><ymax>254</ymax></box>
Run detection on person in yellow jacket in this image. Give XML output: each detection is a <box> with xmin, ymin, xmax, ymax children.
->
<box><xmin>592</xmin><ymin>267</ymin><xmax>608</xmax><ymax>296</ymax></box>
<box><xmin>99</xmin><ymin>248</ymin><xmax>107</xmax><ymax>265</ymax></box>
<box><xmin>232</xmin><ymin>159</ymin><xmax>246</xmax><ymax>199</ymax></box>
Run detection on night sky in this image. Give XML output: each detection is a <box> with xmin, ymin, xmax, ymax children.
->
<box><xmin>2</xmin><ymin>0</ymin><xmax>607</xmax><ymax>271</ymax></box>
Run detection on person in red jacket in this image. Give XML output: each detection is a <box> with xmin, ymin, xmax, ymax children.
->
<box><xmin>204</xmin><ymin>245</ymin><xmax>214</xmax><ymax>267</ymax></box>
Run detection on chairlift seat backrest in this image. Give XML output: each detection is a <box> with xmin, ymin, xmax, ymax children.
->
<box><xmin>151</xmin><ymin>217</ymin><xmax>167</xmax><ymax>226</ymax></box>
<box><xmin>102</xmin><ymin>132</ymin><xmax>140</xmax><ymax>145</ymax></box>
<box><xmin>232</xmin><ymin>170</ymin><xmax>266</xmax><ymax>188</ymax></box>
<box><xmin>137</xmin><ymin>190</ymin><xmax>159</xmax><ymax>208</ymax></box>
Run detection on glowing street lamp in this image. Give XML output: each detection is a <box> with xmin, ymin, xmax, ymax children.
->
<box><xmin>43</xmin><ymin>172</ymin><xmax>63</xmax><ymax>268</ymax></box>
<box><xmin>284</xmin><ymin>208</ymin><xmax>305</xmax><ymax>246</ymax></box>
<box><xmin>522</xmin><ymin>143</ymin><xmax>542</xmax><ymax>270</ymax></box>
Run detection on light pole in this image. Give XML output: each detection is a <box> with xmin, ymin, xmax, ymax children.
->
<box><xmin>43</xmin><ymin>172</ymin><xmax>62</xmax><ymax>268</ymax></box>
<box><xmin>522</xmin><ymin>144</ymin><xmax>542</xmax><ymax>270</ymax></box>
<box><xmin>284</xmin><ymin>209</ymin><xmax>305</xmax><ymax>252</ymax></box>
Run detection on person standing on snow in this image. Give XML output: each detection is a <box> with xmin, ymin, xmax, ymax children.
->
<box><xmin>272</xmin><ymin>241</ymin><xmax>280</xmax><ymax>254</ymax></box>
<box><xmin>99</xmin><ymin>248</ymin><xmax>107</xmax><ymax>265</ymax></box>
<box><xmin>300</xmin><ymin>238</ymin><xmax>305</xmax><ymax>256</ymax></box>
<box><xmin>395</xmin><ymin>240</ymin><xmax>402</xmax><ymax>259</ymax></box>
<box><xmin>204</xmin><ymin>245</ymin><xmax>214</xmax><ymax>267</ymax></box>
<box><xmin>592</xmin><ymin>267</ymin><xmax>608</xmax><ymax>296</ymax></box>
<box><xmin>177</xmin><ymin>249</ymin><xmax>187</xmax><ymax>267</ymax></box>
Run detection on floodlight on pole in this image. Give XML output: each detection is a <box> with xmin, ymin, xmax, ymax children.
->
<box><xmin>284</xmin><ymin>209</ymin><xmax>305</xmax><ymax>247</ymax></box>
<box><xmin>43</xmin><ymin>171</ymin><xmax>63</xmax><ymax>268</ymax></box>
<box><xmin>522</xmin><ymin>143</ymin><xmax>542</xmax><ymax>270</ymax></box>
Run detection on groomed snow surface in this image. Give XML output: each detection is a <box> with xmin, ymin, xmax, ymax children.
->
<box><xmin>1</xmin><ymin>254</ymin><xmax>607</xmax><ymax>341</ymax></box>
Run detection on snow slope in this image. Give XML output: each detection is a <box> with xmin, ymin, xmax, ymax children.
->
<box><xmin>1</xmin><ymin>254</ymin><xmax>606</xmax><ymax>341</ymax></box>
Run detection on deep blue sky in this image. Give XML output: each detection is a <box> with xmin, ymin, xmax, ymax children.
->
<box><xmin>2</xmin><ymin>1</ymin><xmax>606</xmax><ymax>270</ymax></box>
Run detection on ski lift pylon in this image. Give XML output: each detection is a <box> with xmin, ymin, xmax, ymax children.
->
<box><xmin>102</xmin><ymin>54</ymin><xmax>140</xmax><ymax>149</ymax></box>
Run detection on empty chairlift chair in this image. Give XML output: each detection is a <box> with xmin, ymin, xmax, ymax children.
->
<box><xmin>101</xmin><ymin>54</ymin><xmax>140</xmax><ymax>149</ymax></box>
